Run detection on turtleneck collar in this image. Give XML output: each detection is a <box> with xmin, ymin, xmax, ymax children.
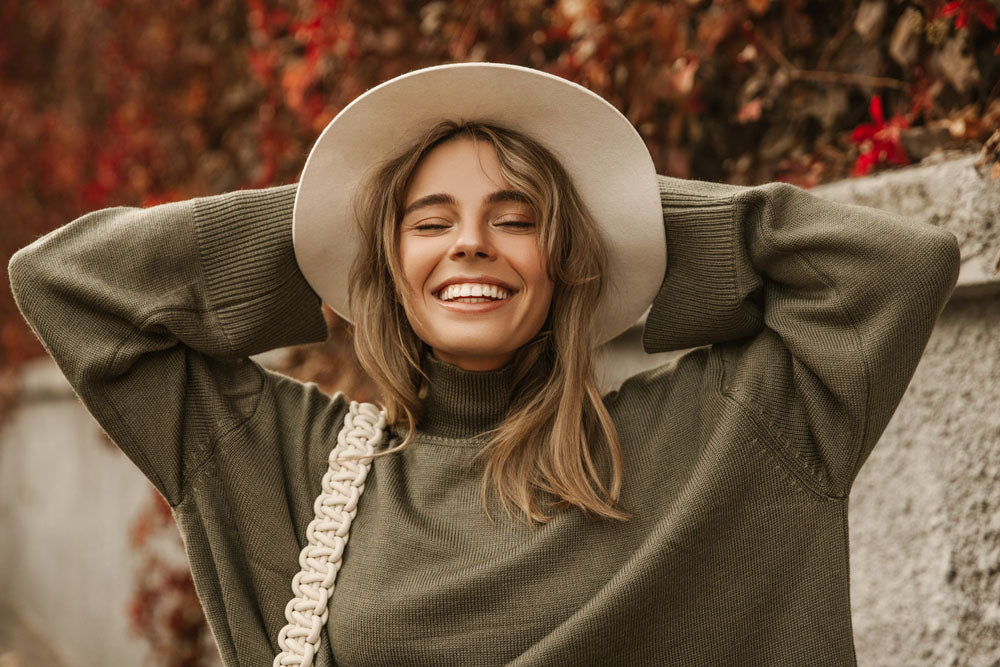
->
<box><xmin>417</xmin><ymin>353</ymin><xmax>516</xmax><ymax>441</ymax></box>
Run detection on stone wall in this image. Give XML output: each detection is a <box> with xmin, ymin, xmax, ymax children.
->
<box><xmin>850</xmin><ymin>292</ymin><xmax>1000</xmax><ymax>665</ymax></box>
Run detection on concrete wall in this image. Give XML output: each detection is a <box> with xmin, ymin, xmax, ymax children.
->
<box><xmin>0</xmin><ymin>360</ymin><xmax>152</xmax><ymax>667</ymax></box>
<box><xmin>850</xmin><ymin>292</ymin><xmax>1000</xmax><ymax>666</ymax></box>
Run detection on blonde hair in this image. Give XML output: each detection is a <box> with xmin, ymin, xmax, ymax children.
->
<box><xmin>348</xmin><ymin>121</ymin><xmax>630</xmax><ymax>525</ymax></box>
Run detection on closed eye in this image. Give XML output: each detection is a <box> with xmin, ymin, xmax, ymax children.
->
<box><xmin>495</xmin><ymin>220</ymin><xmax>536</xmax><ymax>231</ymax></box>
<box><xmin>412</xmin><ymin>221</ymin><xmax>451</xmax><ymax>232</ymax></box>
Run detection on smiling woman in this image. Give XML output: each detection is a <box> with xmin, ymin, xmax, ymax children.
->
<box><xmin>349</xmin><ymin>120</ymin><xmax>626</xmax><ymax>540</ymax></box>
<box><xmin>396</xmin><ymin>137</ymin><xmax>555</xmax><ymax>372</ymax></box>
<box><xmin>8</xmin><ymin>62</ymin><xmax>960</xmax><ymax>667</ymax></box>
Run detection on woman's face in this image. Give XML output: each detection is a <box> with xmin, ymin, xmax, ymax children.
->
<box><xmin>397</xmin><ymin>138</ymin><xmax>554</xmax><ymax>371</ymax></box>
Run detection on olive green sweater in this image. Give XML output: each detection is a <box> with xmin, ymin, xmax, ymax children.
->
<box><xmin>8</xmin><ymin>177</ymin><xmax>959</xmax><ymax>666</ymax></box>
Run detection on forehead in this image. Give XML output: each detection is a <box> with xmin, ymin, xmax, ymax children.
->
<box><xmin>405</xmin><ymin>138</ymin><xmax>511</xmax><ymax>204</ymax></box>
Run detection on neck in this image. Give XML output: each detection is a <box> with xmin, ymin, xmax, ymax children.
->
<box><xmin>417</xmin><ymin>354</ymin><xmax>516</xmax><ymax>440</ymax></box>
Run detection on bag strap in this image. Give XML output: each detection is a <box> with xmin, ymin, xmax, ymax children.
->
<box><xmin>273</xmin><ymin>401</ymin><xmax>386</xmax><ymax>667</ymax></box>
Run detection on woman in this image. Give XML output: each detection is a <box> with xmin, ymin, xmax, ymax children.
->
<box><xmin>8</xmin><ymin>63</ymin><xmax>959</xmax><ymax>666</ymax></box>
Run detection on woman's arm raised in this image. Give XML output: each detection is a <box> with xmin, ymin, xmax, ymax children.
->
<box><xmin>643</xmin><ymin>176</ymin><xmax>960</xmax><ymax>496</ymax></box>
<box><xmin>8</xmin><ymin>185</ymin><xmax>333</xmax><ymax>506</ymax></box>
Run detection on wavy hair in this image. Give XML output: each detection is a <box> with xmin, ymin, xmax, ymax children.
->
<box><xmin>347</xmin><ymin>120</ymin><xmax>629</xmax><ymax>525</ymax></box>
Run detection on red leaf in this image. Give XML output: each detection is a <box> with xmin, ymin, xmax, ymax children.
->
<box><xmin>851</xmin><ymin>152</ymin><xmax>877</xmax><ymax>177</ymax></box>
<box><xmin>940</xmin><ymin>2</ymin><xmax>961</xmax><ymax>17</ymax></box>
<box><xmin>974</xmin><ymin>3</ymin><xmax>997</xmax><ymax>30</ymax></box>
<box><xmin>868</xmin><ymin>95</ymin><xmax>884</xmax><ymax>126</ymax></box>
<box><xmin>940</xmin><ymin>0</ymin><xmax>997</xmax><ymax>30</ymax></box>
<box><xmin>852</xmin><ymin>124</ymin><xmax>878</xmax><ymax>143</ymax></box>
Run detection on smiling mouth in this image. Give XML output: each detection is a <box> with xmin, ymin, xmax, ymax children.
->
<box><xmin>435</xmin><ymin>282</ymin><xmax>513</xmax><ymax>303</ymax></box>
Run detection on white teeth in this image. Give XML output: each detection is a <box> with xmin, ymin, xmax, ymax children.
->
<box><xmin>437</xmin><ymin>283</ymin><xmax>511</xmax><ymax>302</ymax></box>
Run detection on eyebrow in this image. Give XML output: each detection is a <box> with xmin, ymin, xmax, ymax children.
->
<box><xmin>402</xmin><ymin>189</ymin><xmax>531</xmax><ymax>217</ymax></box>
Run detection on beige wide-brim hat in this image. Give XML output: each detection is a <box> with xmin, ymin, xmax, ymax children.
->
<box><xmin>293</xmin><ymin>62</ymin><xmax>665</xmax><ymax>345</ymax></box>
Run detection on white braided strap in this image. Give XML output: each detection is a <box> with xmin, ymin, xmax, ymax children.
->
<box><xmin>273</xmin><ymin>401</ymin><xmax>386</xmax><ymax>667</ymax></box>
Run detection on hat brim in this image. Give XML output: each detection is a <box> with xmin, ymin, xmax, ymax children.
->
<box><xmin>293</xmin><ymin>62</ymin><xmax>665</xmax><ymax>345</ymax></box>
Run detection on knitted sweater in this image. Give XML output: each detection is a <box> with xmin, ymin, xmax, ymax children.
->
<box><xmin>8</xmin><ymin>177</ymin><xmax>959</xmax><ymax>666</ymax></box>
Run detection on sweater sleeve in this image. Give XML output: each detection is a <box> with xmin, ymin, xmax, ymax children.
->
<box><xmin>7</xmin><ymin>185</ymin><xmax>332</xmax><ymax>506</ymax></box>
<box><xmin>643</xmin><ymin>175</ymin><xmax>960</xmax><ymax>496</ymax></box>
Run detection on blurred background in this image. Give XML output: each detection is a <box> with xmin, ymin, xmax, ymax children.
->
<box><xmin>1</xmin><ymin>1</ymin><xmax>998</xmax><ymax>665</ymax></box>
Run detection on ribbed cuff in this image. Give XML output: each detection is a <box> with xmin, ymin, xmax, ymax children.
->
<box><xmin>191</xmin><ymin>184</ymin><xmax>329</xmax><ymax>356</ymax></box>
<box><xmin>642</xmin><ymin>176</ymin><xmax>763</xmax><ymax>352</ymax></box>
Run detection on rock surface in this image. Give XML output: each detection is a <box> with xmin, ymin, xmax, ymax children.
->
<box><xmin>849</xmin><ymin>294</ymin><xmax>1000</xmax><ymax>666</ymax></box>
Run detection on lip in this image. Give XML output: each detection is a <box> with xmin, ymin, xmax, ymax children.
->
<box><xmin>434</xmin><ymin>296</ymin><xmax>511</xmax><ymax>314</ymax></box>
<box><xmin>429</xmin><ymin>275</ymin><xmax>518</xmax><ymax>296</ymax></box>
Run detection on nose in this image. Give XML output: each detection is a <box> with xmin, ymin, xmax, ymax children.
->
<box><xmin>449</xmin><ymin>220</ymin><xmax>496</xmax><ymax>261</ymax></box>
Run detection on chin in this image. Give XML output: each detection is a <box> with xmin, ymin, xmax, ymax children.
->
<box><xmin>430</xmin><ymin>330</ymin><xmax>517</xmax><ymax>357</ymax></box>
<box><xmin>431</xmin><ymin>340</ymin><xmax>519</xmax><ymax>370</ymax></box>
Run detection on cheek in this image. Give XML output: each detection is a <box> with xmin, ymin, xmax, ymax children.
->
<box><xmin>516</xmin><ymin>241</ymin><xmax>551</xmax><ymax>293</ymax></box>
<box><xmin>396</xmin><ymin>242</ymin><xmax>431</xmax><ymax>297</ymax></box>
<box><xmin>395</xmin><ymin>241</ymin><xmax>442</xmax><ymax>330</ymax></box>
<box><xmin>514</xmin><ymin>244</ymin><xmax>555</xmax><ymax>318</ymax></box>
